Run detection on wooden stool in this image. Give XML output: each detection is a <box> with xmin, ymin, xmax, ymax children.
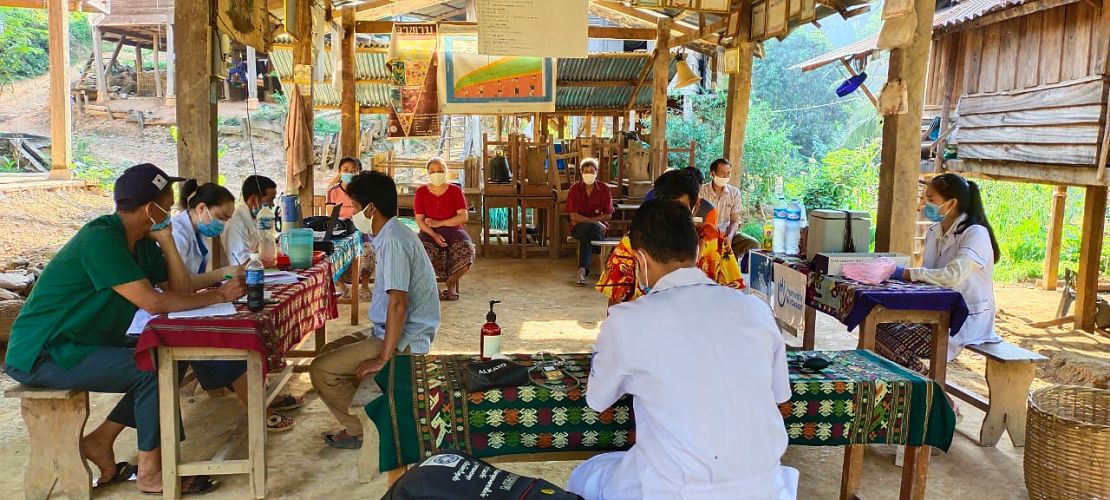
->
<box><xmin>5</xmin><ymin>386</ymin><xmax>92</xmax><ymax>500</ymax></box>
<box><xmin>520</xmin><ymin>196</ymin><xmax>558</xmax><ymax>259</ymax></box>
<box><xmin>966</xmin><ymin>342</ymin><xmax>1048</xmax><ymax>447</ymax></box>
<box><xmin>592</xmin><ymin>238</ymin><xmax>621</xmax><ymax>268</ymax></box>
<box><xmin>481</xmin><ymin>195</ymin><xmax>519</xmax><ymax>257</ymax></box>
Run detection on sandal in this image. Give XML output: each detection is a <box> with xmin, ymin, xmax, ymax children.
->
<box><xmin>266</xmin><ymin>413</ymin><xmax>296</xmax><ymax>432</ymax></box>
<box><xmin>143</xmin><ymin>475</ymin><xmax>220</xmax><ymax>496</ymax></box>
<box><xmin>97</xmin><ymin>461</ymin><xmax>137</xmax><ymax>487</ymax></box>
<box><xmin>268</xmin><ymin>394</ymin><xmax>305</xmax><ymax>412</ymax></box>
<box><xmin>324</xmin><ymin>430</ymin><xmax>363</xmax><ymax>449</ymax></box>
<box><xmin>576</xmin><ymin>268</ymin><xmax>587</xmax><ymax>287</ymax></box>
<box><xmin>439</xmin><ymin>289</ymin><xmax>460</xmax><ymax>302</ymax></box>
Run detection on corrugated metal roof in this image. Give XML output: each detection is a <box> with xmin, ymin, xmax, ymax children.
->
<box><xmin>270</xmin><ymin>47</ymin><xmax>673</xmax><ymax>112</ymax></box>
<box><xmin>793</xmin><ymin>0</ymin><xmax>1036</xmax><ymax>72</ymax></box>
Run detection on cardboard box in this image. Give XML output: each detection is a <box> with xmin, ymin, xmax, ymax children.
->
<box><xmin>812</xmin><ymin>252</ymin><xmax>910</xmax><ymax>276</ymax></box>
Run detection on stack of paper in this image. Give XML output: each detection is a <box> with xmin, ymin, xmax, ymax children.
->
<box><xmin>168</xmin><ymin>302</ymin><xmax>238</xmax><ymax>319</ymax></box>
<box><xmin>127</xmin><ymin>309</ymin><xmax>158</xmax><ymax>336</ymax></box>
<box><xmin>264</xmin><ymin>271</ymin><xmax>302</xmax><ymax>286</ymax></box>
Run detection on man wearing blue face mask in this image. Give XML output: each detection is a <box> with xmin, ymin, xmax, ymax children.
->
<box><xmin>4</xmin><ymin>163</ymin><xmax>245</xmax><ymax>495</ymax></box>
<box><xmin>225</xmin><ymin>175</ymin><xmax>277</xmax><ymax>265</ymax></box>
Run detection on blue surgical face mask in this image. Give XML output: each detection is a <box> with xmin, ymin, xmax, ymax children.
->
<box><xmin>149</xmin><ymin>203</ymin><xmax>172</xmax><ymax>231</ymax></box>
<box><xmin>340</xmin><ymin>173</ymin><xmax>355</xmax><ymax>185</ymax></box>
<box><xmin>922</xmin><ymin>201</ymin><xmax>948</xmax><ymax>223</ymax></box>
<box><xmin>198</xmin><ymin>206</ymin><xmax>226</xmax><ymax>237</ymax></box>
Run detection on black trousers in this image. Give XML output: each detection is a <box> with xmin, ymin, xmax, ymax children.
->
<box><xmin>571</xmin><ymin>223</ymin><xmax>605</xmax><ymax>271</ymax></box>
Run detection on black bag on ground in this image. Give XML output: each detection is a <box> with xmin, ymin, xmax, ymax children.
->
<box><xmin>459</xmin><ymin>359</ymin><xmax>530</xmax><ymax>392</ymax></box>
<box><xmin>382</xmin><ymin>450</ymin><xmax>582</xmax><ymax>500</ymax></box>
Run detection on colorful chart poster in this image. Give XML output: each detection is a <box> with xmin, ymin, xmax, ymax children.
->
<box><xmin>387</xmin><ymin>23</ymin><xmax>440</xmax><ymax>138</ymax></box>
<box><xmin>437</xmin><ymin>23</ymin><xmax>557</xmax><ymax>114</ymax></box>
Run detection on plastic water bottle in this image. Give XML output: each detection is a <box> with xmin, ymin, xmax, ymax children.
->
<box><xmin>785</xmin><ymin>199</ymin><xmax>802</xmax><ymax>255</ymax></box>
<box><xmin>246</xmin><ymin>253</ymin><xmax>265</xmax><ymax>312</ymax></box>
<box><xmin>256</xmin><ymin>206</ymin><xmax>277</xmax><ymax>268</ymax></box>
<box><xmin>772</xmin><ymin>197</ymin><xmax>788</xmax><ymax>254</ymax></box>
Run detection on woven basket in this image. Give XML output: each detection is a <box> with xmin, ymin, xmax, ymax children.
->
<box><xmin>1024</xmin><ymin>385</ymin><xmax>1109</xmax><ymax>499</ymax></box>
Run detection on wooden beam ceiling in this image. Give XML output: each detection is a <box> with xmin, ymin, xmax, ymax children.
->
<box><xmin>355</xmin><ymin>0</ymin><xmax>455</xmax><ymax>21</ymax></box>
<box><xmin>353</xmin><ymin>20</ymin><xmax>658</xmax><ymax>40</ymax></box>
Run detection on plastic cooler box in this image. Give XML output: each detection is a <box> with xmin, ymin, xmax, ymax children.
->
<box><xmin>806</xmin><ymin>209</ymin><xmax>872</xmax><ymax>261</ymax></box>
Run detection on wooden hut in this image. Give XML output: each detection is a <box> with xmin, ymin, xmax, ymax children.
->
<box><xmin>800</xmin><ymin>0</ymin><xmax>1110</xmax><ymax>332</ymax></box>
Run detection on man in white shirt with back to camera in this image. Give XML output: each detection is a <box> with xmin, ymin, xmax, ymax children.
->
<box><xmin>568</xmin><ymin>198</ymin><xmax>798</xmax><ymax>500</ymax></box>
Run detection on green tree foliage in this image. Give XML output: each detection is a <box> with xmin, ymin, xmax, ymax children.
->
<box><xmin>0</xmin><ymin>8</ymin><xmax>92</xmax><ymax>98</ymax></box>
<box><xmin>752</xmin><ymin>28</ymin><xmax>851</xmax><ymax>158</ymax></box>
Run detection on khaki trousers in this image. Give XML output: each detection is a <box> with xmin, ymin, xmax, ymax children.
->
<box><xmin>309</xmin><ymin>332</ymin><xmax>406</xmax><ymax>436</ymax></box>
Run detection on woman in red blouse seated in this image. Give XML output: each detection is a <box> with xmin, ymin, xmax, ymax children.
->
<box><xmin>414</xmin><ymin>157</ymin><xmax>474</xmax><ymax>301</ymax></box>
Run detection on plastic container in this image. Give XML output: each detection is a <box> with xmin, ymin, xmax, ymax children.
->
<box><xmin>256</xmin><ymin>206</ymin><xmax>278</xmax><ymax>268</ymax></box>
<box><xmin>785</xmin><ymin>199</ymin><xmax>803</xmax><ymax>255</ymax></box>
<box><xmin>280</xmin><ymin>228</ymin><xmax>314</xmax><ymax>269</ymax></box>
<box><xmin>772</xmin><ymin>197</ymin><xmax>788</xmax><ymax>254</ymax></box>
<box><xmin>246</xmin><ymin>253</ymin><xmax>265</xmax><ymax>312</ymax></box>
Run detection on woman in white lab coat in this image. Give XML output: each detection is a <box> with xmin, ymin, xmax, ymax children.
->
<box><xmin>169</xmin><ymin>180</ymin><xmax>302</xmax><ymax>431</ymax></box>
<box><xmin>878</xmin><ymin>173</ymin><xmax>1002</xmax><ymax>374</ymax></box>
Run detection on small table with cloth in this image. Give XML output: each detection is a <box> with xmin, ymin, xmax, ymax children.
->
<box><xmin>750</xmin><ymin>252</ymin><xmax>969</xmax><ymax>389</ymax></box>
<box><xmin>358</xmin><ymin>350</ymin><xmax>955</xmax><ymax>499</ymax></box>
<box><xmin>133</xmin><ymin>258</ymin><xmax>338</xmax><ymax>499</ymax></box>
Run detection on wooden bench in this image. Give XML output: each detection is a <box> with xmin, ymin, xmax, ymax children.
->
<box><xmin>946</xmin><ymin>341</ymin><xmax>1048</xmax><ymax>447</ymax></box>
<box><xmin>573</xmin><ymin>237</ymin><xmax>621</xmax><ymax>274</ymax></box>
<box><xmin>4</xmin><ymin>386</ymin><xmax>93</xmax><ymax>500</ymax></box>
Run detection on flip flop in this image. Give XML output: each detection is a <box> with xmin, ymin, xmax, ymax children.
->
<box><xmin>97</xmin><ymin>461</ymin><xmax>136</xmax><ymax>487</ymax></box>
<box><xmin>143</xmin><ymin>475</ymin><xmax>220</xmax><ymax>496</ymax></box>
<box><xmin>268</xmin><ymin>394</ymin><xmax>305</xmax><ymax>412</ymax></box>
<box><xmin>438</xmin><ymin>290</ymin><xmax>460</xmax><ymax>301</ymax></box>
<box><xmin>324</xmin><ymin>432</ymin><xmax>363</xmax><ymax>449</ymax></box>
<box><xmin>267</xmin><ymin>413</ymin><xmax>296</xmax><ymax>432</ymax></box>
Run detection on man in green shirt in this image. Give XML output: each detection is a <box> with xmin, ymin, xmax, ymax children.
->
<box><xmin>4</xmin><ymin>164</ymin><xmax>243</xmax><ymax>495</ymax></box>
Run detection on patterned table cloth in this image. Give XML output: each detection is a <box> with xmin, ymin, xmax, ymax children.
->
<box><xmin>133</xmin><ymin>259</ymin><xmax>339</xmax><ymax>375</ymax></box>
<box><xmin>753</xmin><ymin>251</ymin><xmax>969</xmax><ymax>336</ymax></box>
<box><xmin>327</xmin><ymin>231</ymin><xmax>362</xmax><ymax>283</ymax></box>
<box><xmin>365</xmin><ymin>350</ymin><xmax>955</xmax><ymax>472</ymax></box>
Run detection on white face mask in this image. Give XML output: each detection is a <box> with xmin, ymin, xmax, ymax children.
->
<box><xmin>352</xmin><ymin>205</ymin><xmax>376</xmax><ymax>236</ymax></box>
<box><xmin>713</xmin><ymin>176</ymin><xmax>730</xmax><ymax>187</ymax></box>
<box><xmin>582</xmin><ymin>173</ymin><xmax>597</xmax><ymax>185</ymax></box>
<box><xmin>635</xmin><ymin>250</ymin><xmax>652</xmax><ymax>294</ymax></box>
<box><xmin>428</xmin><ymin>172</ymin><xmax>448</xmax><ymax>187</ymax></box>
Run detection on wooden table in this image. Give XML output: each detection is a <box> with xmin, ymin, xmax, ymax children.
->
<box><xmin>134</xmin><ymin>260</ymin><xmax>338</xmax><ymax>499</ymax></box>
<box><xmin>355</xmin><ymin>351</ymin><xmax>955</xmax><ymax>499</ymax></box>
<box><xmin>750</xmin><ymin>252</ymin><xmax>970</xmax><ymax>500</ymax></box>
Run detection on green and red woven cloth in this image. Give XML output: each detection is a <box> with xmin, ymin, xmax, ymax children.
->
<box><xmin>365</xmin><ymin>350</ymin><xmax>955</xmax><ymax>472</ymax></box>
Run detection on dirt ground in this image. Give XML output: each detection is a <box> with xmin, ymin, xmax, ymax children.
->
<box><xmin>0</xmin><ymin>249</ymin><xmax>1104</xmax><ymax>499</ymax></box>
<box><xmin>0</xmin><ymin>71</ymin><xmax>334</xmax><ymax>196</ymax></box>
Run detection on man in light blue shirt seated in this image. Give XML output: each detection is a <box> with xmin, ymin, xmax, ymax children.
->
<box><xmin>309</xmin><ymin>171</ymin><xmax>441</xmax><ymax>449</ymax></box>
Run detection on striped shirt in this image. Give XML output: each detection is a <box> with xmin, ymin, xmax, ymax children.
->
<box><xmin>369</xmin><ymin>217</ymin><xmax>440</xmax><ymax>353</ymax></box>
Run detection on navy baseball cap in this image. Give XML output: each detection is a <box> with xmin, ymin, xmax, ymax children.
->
<box><xmin>114</xmin><ymin>163</ymin><xmax>185</xmax><ymax>210</ymax></box>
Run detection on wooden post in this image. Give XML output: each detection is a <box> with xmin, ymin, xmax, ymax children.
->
<box><xmin>174</xmin><ymin>0</ymin><xmax>218</xmax><ymax>183</ymax></box>
<box><xmin>723</xmin><ymin>43</ymin><xmax>753</xmax><ymax>185</ymax></box>
<box><xmin>292</xmin><ymin>0</ymin><xmax>316</xmax><ymax>214</ymax></box>
<box><xmin>1042</xmin><ymin>186</ymin><xmax>1067</xmax><ymax>290</ymax></box>
<box><xmin>135</xmin><ymin>45</ymin><xmax>143</xmax><ymax>74</ymax></box>
<box><xmin>338</xmin><ymin>8</ymin><xmax>358</xmax><ymax>156</ymax></box>
<box><xmin>875</xmin><ymin>0</ymin><xmax>938</xmax><ymax>254</ymax></box>
<box><xmin>166</xmin><ymin>23</ymin><xmax>176</xmax><ymax>101</ymax></box>
<box><xmin>47</xmin><ymin>0</ymin><xmax>72</xmax><ymax>180</ymax></box>
<box><xmin>153</xmin><ymin>33</ymin><xmax>163</xmax><ymax>98</ymax></box>
<box><xmin>650</xmin><ymin>18</ymin><xmax>672</xmax><ymax>178</ymax></box>
<box><xmin>92</xmin><ymin>27</ymin><xmax>109</xmax><ymax>104</ymax></box>
<box><xmin>1076</xmin><ymin>186</ymin><xmax>1107</xmax><ymax>331</ymax></box>
<box><xmin>246</xmin><ymin>45</ymin><xmax>259</xmax><ymax>109</ymax></box>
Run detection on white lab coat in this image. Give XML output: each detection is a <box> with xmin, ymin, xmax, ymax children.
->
<box><xmin>568</xmin><ymin>267</ymin><xmax>798</xmax><ymax>500</ymax></box>
<box><xmin>224</xmin><ymin>202</ymin><xmax>257</xmax><ymax>266</ymax></box>
<box><xmin>169</xmin><ymin>210</ymin><xmax>210</xmax><ymax>275</ymax></box>
<box><xmin>910</xmin><ymin>214</ymin><xmax>1001</xmax><ymax>360</ymax></box>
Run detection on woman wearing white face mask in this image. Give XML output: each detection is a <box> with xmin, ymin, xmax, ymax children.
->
<box><xmin>413</xmin><ymin>157</ymin><xmax>474</xmax><ymax>301</ymax></box>
<box><xmin>879</xmin><ymin>173</ymin><xmax>1002</xmax><ymax>375</ymax></box>
<box><xmin>565</xmin><ymin>158</ymin><xmax>613</xmax><ymax>286</ymax></box>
